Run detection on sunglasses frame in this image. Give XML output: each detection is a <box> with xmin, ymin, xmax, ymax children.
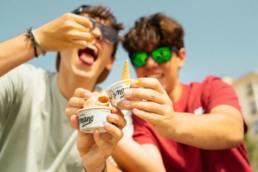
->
<box><xmin>129</xmin><ymin>46</ymin><xmax>179</xmax><ymax>67</ymax></box>
<box><xmin>71</xmin><ymin>5</ymin><xmax>119</xmax><ymax>44</ymax></box>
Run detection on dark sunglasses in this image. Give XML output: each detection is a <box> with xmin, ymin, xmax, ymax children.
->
<box><xmin>72</xmin><ymin>5</ymin><xmax>119</xmax><ymax>44</ymax></box>
<box><xmin>129</xmin><ymin>46</ymin><xmax>178</xmax><ymax>67</ymax></box>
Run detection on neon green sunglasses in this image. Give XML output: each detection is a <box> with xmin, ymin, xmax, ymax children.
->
<box><xmin>129</xmin><ymin>46</ymin><xmax>178</xmax><ymax>67</ymax></box>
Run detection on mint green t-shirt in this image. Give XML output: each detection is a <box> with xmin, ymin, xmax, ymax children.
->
<box><xmin>0</xmin><ymin>64</ymin><xmax>83</xmax><ymax>172</ymax></box>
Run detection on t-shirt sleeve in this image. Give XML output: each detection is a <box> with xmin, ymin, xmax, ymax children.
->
<box><xmin>201</xmin><ymin>76</ymin><xmax>248</xmax><ymax>132</ymax></box>
<box><xmin>132</xmin><ymin>115</ymin><xmax>159</xmax><ymax>146</ymax></box>
<box><xmin>0</xmin><ymin>65</ymin><xmax>34</xmax><ymax>124</ymax></box>
<box><xmin>202</xmin><ymin>76</ymin><xmax>241</xmax><ymax>112</ymax></box>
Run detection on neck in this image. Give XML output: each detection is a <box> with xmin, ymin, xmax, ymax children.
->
<box><xmin>58</xmin><ymin>68</ymin><xmax>97</xmax><ymax>100</ymax></box>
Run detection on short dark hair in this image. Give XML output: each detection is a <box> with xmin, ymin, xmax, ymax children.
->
<box><xmin>122</xmin><ymin>13</ymin><xmax>184</xmax><ymax>54</ymax></box>
<box><xmin>56</xmin><ymin>5</ymin><xmax>123</xmax><ymax>83</ymax></box>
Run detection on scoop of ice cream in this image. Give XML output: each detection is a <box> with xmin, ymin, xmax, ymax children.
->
<box><xmin>83</xmin><ymin>93</ymin><xmax>110</xmax><ymax>108</ymax></box>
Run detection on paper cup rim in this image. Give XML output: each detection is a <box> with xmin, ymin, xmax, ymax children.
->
<box><xmin>106</xmin><ymin>79</ymin><xmax>132</xmax><ymax>90</ymax></box>
<box><xmin>77</xmin><ymin>106</ymin><xmax>111</xmax><ymax>113</ymax></box>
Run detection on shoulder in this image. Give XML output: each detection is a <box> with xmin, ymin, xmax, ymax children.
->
<box><xmin>202</xmin><ymin>75</ymin><xmax>225</xmax><ymax>85</ymax></box>
<box><xmin>199</xmin><ymin>75</ymin><xmax>240</xmax><ymax>112</ymax></box>
<box><xmin>187</xmin><ymin>75</ymin><xmax>225</xmax><ymax>87</ymax></box>
<box><xmin>3</xmin><ymin>64</ymin><xmax>50</xmax><ymax>80</ymax></box>
<box><xmin>15</xmin><ymin>64</ymin><xmax>49</xmax><ymax>75</ymax></box>
<box><xmin>1</xmin><ymin>64</ymin><xmax>55</xmax><ymax>94</ymax></box>
<box><xmin>187</xmin><ymin>75</ymin><xmax>229</xmax><ymax>92</ymax></box>
<box><xmin>200</xmin><ymin>75</ymin><xmax>233</xmax><ymax>93</ymax></box>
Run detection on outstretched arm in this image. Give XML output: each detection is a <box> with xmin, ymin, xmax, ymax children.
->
<box><xmin>120</xmin><ymin>78</ymin><xmax>244</xmax><ymax>150</ymax></box>
<box><xmin>113</xmin><ymin>137</ymin><xmax>166</xmax><ymax>172</ymax></box>
<box><xmin>0</xmin><ymin>13</ymin><xmax>94</xmax><ymax>76</ymax></box>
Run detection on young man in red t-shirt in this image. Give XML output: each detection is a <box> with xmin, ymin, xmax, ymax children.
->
<box><xmin>113</xmin><ymin>13</ymin><xmax>252</xmax><ymax>172</ymax></box>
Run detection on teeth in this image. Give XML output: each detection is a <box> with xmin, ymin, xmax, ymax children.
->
<box><xmin>147</xmin><ymin>74</ymin><xmax>162</xmax><ymax>79</ymax></box>
<box><xmin>87</xmin><ymin>44</ymin><xmax>98</xmax><ymax>56</ymax></box>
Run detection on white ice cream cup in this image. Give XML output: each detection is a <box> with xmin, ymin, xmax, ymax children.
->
<box><xmin>78</xmin><ymin>106</ymin><xmax>111</xmax><ymax>133</ymax></box>
<box><xmin>106</xmin><ymin>79</ymin><xmax>131</xmax><ymax>108</ymax></box>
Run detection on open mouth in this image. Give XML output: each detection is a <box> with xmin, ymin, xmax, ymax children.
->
<box><xmin>78</xmin><ymin>46</ymin><xmax>98</xmax><ymax>65</ymax></box>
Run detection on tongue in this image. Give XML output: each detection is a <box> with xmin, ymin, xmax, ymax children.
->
<box><xmin>79</xmin><ymin>53</ymin><xmax>95</xmax><ymax>65</ymax></box>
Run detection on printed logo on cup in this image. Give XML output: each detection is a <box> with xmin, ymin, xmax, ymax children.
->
<box><xmin>79</xmin><ymin>115</ymin><xmax>94</xmax><ymax>127</ymax></box>
<box><xmin>106</xmin><ymin>79</ymin><xmax>131</xmax><ymax>107</ymax></box>
<box><xmin>109</xmin><ymin>85</ymin><xmax>128</xmax><ymax>101</ymax></box>
<box><xmin>78</xmin><ymin>107</ymin><xmax>111</xmax><ymax>133</ymax></box>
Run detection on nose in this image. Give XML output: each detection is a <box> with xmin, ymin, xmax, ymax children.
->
<box><xmin>91</xmin><ymin>27</ymin><xmax>102</xmax><ymax>41</ymax></box>
<box><xmin>145</xmin><ymin>56</ymin><xmax>158</xmax><ymax>68</ymax></box>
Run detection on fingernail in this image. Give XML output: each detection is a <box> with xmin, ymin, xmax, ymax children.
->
<box><xmin>132</xmin><ymin>108</ymin><xmax>139</xmax><ymax>114</ymax></box>
<box><xmin>84</xmin><ymin>92</ymin><xmax>92</xmax><ymax>98</ymax></box>
<box><xmin>122</xmin><ymin>100</ymin><xmax>131</xmax><ymax>107</ymax></box>
<box><xmin>135</xmin><ymin>79</ymin><xmax>141</xmax><ymax>85</ymax></box>
<box><xmin>124</xmin><ymin>89</ymin><xmax>132</xmax><ymax>97</ymax></box>
<box><xmin>104</xmin><ymin>122</ymin><xmax>113</xmax><ymax>129</ymax></box>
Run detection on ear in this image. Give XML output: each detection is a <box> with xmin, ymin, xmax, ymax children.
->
<box><xmin>177</xmin><ymin>48</ymin><xmax>186</xmax><ymax>68</ymax></box>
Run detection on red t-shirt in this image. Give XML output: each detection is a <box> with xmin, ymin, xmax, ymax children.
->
<box><xmin>132</xmin><ymin>76</ymin><xmax>252</xmax><ymax>172</ymax></box>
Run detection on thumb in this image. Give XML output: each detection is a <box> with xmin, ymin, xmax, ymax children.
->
<box><xmin>132</xmin><ymin>108</ymin><xmax>159</xmax><ymax>125</ymax></box>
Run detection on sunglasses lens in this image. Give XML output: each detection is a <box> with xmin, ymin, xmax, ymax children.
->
<box><xmin>71</xmin><ymin>8</ymin><xmax>119</xmax><ymax>44</ymax></box>
<box><xmin>98</xmin><ymin>24</ymin><xmax>119</xmax><ymax>44</ymax></box>
<box><xmin>72</xmin><ymin>5</ymin><xmax>90</xmax><ymax>14</ymax></box>
<box><xmin>152</xmin><ymin>47</ymin><xmax>172</xmax><ymax>64</ymax></box>
<box><xmin>131</xmin><ymin>52</ymin><xmax>148</xmax><ymax>67</ymax></box>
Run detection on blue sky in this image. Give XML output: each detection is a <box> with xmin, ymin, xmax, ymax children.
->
<box><xmin>1</xmin><ymin>0</ymin><xmax>258</xmax><ymax>88</ymax></box>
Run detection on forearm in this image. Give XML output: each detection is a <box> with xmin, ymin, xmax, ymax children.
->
<box><xmin>170</xmin><ymin>109</ymin><xmax>244</xmax><ymax>149</ymax></box>
<box><xmin>82</xmin><ymin>156</ymin><xmax>106</xmax><ymax>172</ymax></box>
<box><xmin>81</xmin><ymin>147</ymin><xmax>107</xmax><ymax>172</ymax></box>
<box><xmin>0</xmin><ymin>33</ymin><xmax>35</xmax><ymax>76</ymax></box>
<box><xmin>113</xmin><ymin>138</ymin><xmax>165</xmax><ymax>172</ymax></box>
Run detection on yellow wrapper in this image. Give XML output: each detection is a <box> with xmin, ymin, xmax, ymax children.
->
<box><xmin>121</xmin><ymin>60</ymin><xmax>130</xmax><ymax>80</ymax></box>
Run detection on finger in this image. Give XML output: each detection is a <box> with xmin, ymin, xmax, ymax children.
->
<box><xmin>121</xmin><ymin>100</ymin><xmax>164</xmax><ymax>115</ymax></box>
<box><xmin>107</xmin><ymin>113</ymin><xmax>126</xmax><ymax>129</ymax></box>
<box><xmin>93</xmin><ymin>129</ymin><xmax>114</xmax><ymax>158</ymax></box>
<box><xmin>103</xmin><ymin>122</ymin><xmax>123</xmax><ymax>143</ymax></box>
<box><xmin>132</xmin><ymin>108</ymin><xmax>160</xmax><ymax>125</ymax></box>
<box><xmin>132</xmin><ymin>78</ymin><xmax>166</xmax><ymax>94</ymax></box>
<box><xmin>70</xmin><ymin>114</ymin><xmax>79</xmax><ymax>129</ymax></box>
<box><xmin>91</xmin><ymin>26</ymin><xmax>102</xmax><ymax>41</ymax></box>
<box><xmin>93</xmin><ymin>130</ymin><xmax>110</xmax><ymax>156</ymax></box>
<box><xmin>68</xmin><ymin>97</ymin><xmax>85</xmax><ymax>108</ymax></box>
<box><xmin>66</xmin><ymin>13</ymin><xmax>94</xmax><ymax>30</ymax></box>
<box><xmin>63</xmin><ymin>20</ymin><xmax>92</xmax><ymax>32</ymax></box>
<box><xmin>77</xmin><ymin>131</ymin><xmax>94</xmax><ymax>155</ymax></box>
<box><xmin>65</xmin><ymin>40</ymin><xmax>88</xmax><ymax>49</ymax></box>
<box><xmin>124</xmin><ymin>88</ymin><xmax>165</xmax><ymax>104</ymax></box>
<box><xmin>111</xmin><ymin>107</ymin><xmax>124</xmax><ymax>117</ymax></box>
<box><xmin>68</xmin><ymin>31</ymin><xmax>95</xmax><ymax>42</ymax></box>
<box><xmin>73</xmin><ymin>88</ymin><xmax>92</xmax><ymax>99</ymax></box>
<box><xmin>65</xmin><ymin>107</ymin><xmax>79</xmax><ymax>118</ymax></box>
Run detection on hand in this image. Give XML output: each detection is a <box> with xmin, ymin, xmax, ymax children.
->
<box><xmin>65</xmin><ymin>88</ymin><xmax>126</xmax><ymax>172</ymax></box>
<box><xmin>34</xmin><ymin>13</ymin><xmax>99</xmax><ymax>52</ymax></box>
<box><xmin>120</xmin><ymin>78</ymin><xmax>176</xmax><ymax>137</ymax></box>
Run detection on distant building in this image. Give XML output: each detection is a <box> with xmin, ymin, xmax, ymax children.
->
<box><xmin>223</xmin><ymin>72</ymin><xmax>258</xmax><ymax>137</ymax></box>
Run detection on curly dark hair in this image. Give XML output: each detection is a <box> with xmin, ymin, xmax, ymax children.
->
<box><xmin>122</xmin><ymin>13</ymin><xmax>184</xmax><ymax>54</ymax></box>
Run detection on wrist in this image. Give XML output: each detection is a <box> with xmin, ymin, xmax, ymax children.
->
<box><xmin>81</xmin><ymin>153</ymin><xmax>107</xmax><ymax>172</ymax></box>
<box><xmin>33</xmin><ymin>28</ymin><xmax>47</xmax><ymax>55</ymax></box>
<box><xmin>166</xmin><ymin>111</ymin><xmax>178</xmax><ymax>137</ymax></box>
<box><xmin>83</xmin><ymin>160</ymin><xmax>106</xmax><ymax>172</ymax></box>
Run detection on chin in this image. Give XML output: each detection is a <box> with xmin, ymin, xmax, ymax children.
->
<box><xmin>71</xmin><ymin>66</ymin><xmax>93</xmax><ymax>79</ymax></box>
